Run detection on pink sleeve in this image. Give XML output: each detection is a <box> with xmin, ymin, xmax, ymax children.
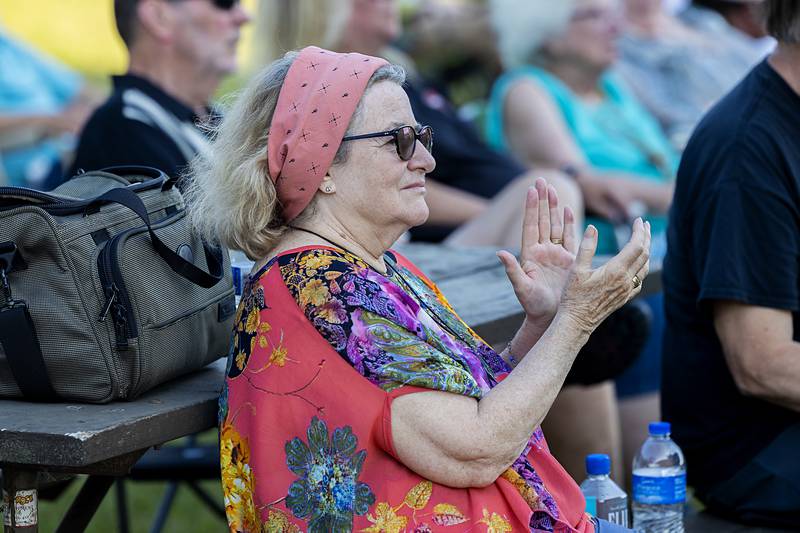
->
<box><xmin>374</xmin><ymin>385</ymin><xmax>437</xmax><ymax>460</ymax></box>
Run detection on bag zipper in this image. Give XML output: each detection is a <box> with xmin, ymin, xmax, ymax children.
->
<box><xmin>98</xmin><ymin>233</ymin><xmax>138</xmax><ymax>349</ymax></box>
<box><xmin>95</xmin><ymin>208</ymin><xmax>186</xmax><ymax>349</ymax></box>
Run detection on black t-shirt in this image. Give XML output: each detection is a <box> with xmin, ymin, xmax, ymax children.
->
<box><xmin>66</xmin><ymin>74</ymin><xmax>209</xmax><ymax>182</ymax></box>
<box><xmin>662</xmin><ymin>59</ymin><xmax>800</xmax><ymax>493</ymax></box>
<box><xmin>404</xmin><ymin>79</ymin><xmax>525</xmax><ymax>241</ymax></box>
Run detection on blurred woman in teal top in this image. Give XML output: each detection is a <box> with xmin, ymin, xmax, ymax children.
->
<box><xmin>487</xmin><ymin>0</ymin><xmax>678</xmax><ymax>256</ymax></box>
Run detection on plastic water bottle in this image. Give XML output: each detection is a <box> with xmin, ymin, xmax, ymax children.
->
<box><xmin>580</xmin><ymin>454</ymin><xmax>629</xmax><ymax>527</ymax></box>
<box><xmin>632</xmin><ymin>422</ymin><xmax>686</xmax><ymax>533</ymax></box>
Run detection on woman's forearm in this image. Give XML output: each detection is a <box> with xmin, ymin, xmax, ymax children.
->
<box><xmin>478</xmin><ymin>311</ymin><xmax>590</xmax><ymax>453</ymax></box>
<box><xmin>392</xmin><ymin>310</ymin><xmax>590</xmax><ymax>487</ymax></box>
<box><xmin>603</xmin><ymin>172</ymin><xmax>674</xmax><ymax>213</ymax></box>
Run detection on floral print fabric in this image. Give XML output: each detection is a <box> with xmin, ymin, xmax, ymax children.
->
<box><xmin>219</xmin><ymin>246</ymin><xmax>593</xmax><ymax>533</ymax></box>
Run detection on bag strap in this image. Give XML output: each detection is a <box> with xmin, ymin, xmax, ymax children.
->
<box><xmin>84</xmin><ymin>188</ymin><xmax>224</xmax><ymax>288</ymax></box>
<box><xmin>0</xmin><ymin>304</ymin><xmax>57</xmax><ymax>401</ymax></box>
<box><xmin>0</xmin><ymin>243</ymin><xmax>58</xmax><ymax>401</ymax></box>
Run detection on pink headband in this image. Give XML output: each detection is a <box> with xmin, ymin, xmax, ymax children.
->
<box><xmin>267</xmin><ymin>46</ymin><xmax>389</xmax><ymax>221</ymax></box>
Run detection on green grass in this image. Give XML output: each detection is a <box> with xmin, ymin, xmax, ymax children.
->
<box><xmin>37</xmin><ymin>477</ymin><xmax>226</xmax><ymax>532</ymax></box>
<box><xmin>34</xmin><ymin>430</ymin><xmax>227</xmax><ymax>532</ymax></box>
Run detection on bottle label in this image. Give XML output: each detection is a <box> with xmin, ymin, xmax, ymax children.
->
<box><xmin>632</xmin><ymin>473</ymin><xmax>686</xmax><ymax>505</ymax></box>
<box><xmin>2</xmin><ymin>489</ymin><xmax>37</xmax><ymax>527</ymax></box>
<box><xmin>585</xmin><ymin>496</ymin><xmax>597</xmax><ymax>516</ymax></box>
<box><xmin>597</xmin><ymin>497</ymin><xmax>629</xmax><ymax>527</ymax></box>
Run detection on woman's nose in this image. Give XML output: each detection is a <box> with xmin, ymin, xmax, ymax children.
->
<box><xmin>409</xmin><ymin>140</ymin><xmax>436</xmax><ymax>174</ymax></box>
<box><xmin>232</xmin><ymin>3</ymin><xmax>252</xmax><ymax>26</ymax></box>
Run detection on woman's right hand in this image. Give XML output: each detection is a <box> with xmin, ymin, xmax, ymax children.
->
<box><xmin>559</xmin><ymin>218</ymin><xmax>651</xmax><ymax>334</ymax></box>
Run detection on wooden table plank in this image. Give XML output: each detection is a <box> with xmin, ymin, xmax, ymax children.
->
<box><xmin>0</xmin><ymin>360</ymin><xmax>224</xmax><ymax>468</ymax></box>
<box><xmin>395</xmin><ymin>243</ymin><xmax>500</xmax><ymax>281</ymax></box>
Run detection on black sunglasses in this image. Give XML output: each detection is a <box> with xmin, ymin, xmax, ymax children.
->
<box><xmin>170</xmin><ymin>0</ymin><xmax>239</xmax><ymax>10</ymax></box>
<box><xmin>341</xmin><ymin>125</ymin><xmax>433</xmax><ymax>161</ymax></box>
<box><xmin>210</xmin><ymin>0</ymin><xmax>238</xmax><ymax>9</ymax></box>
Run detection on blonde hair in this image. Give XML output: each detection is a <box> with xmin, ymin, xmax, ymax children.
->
<box><xmin>185</xmin><ymin>52</ymin><xmax>405</xmax><ymax>261</ymax></box>
<box><xmin>489</xmin><ymin>0</ymin><xmax>577</xmax><ymax>68</ymax></box>
<box><xmin>255</xmin><ymin>0</ymin><xmax>352</xmax><ymax>65</ymax></box>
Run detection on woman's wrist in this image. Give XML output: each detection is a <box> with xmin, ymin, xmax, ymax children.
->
<box><xmin>552</xmin><ymin>309</ymin><xmax>594</xmax><ymax>344</ymax></box>
<box><xmin>503</xmin><ymin>316</ymin><xmax>550</xmax><ymax>368</ymax></box>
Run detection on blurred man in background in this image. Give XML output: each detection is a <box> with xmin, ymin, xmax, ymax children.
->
<box><xmin>67</xmin><ymin>0</ymin><xmax>249</xmax><ymax>182</ymax></box>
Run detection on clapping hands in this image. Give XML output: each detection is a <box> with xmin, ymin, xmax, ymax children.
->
<box><xmin>498</xmin><ymin>177</ymin><xmax>651</xmax><ymax>335</ymax></box>
<box><xmin>497</xmin><ymin>178</ymin><xmax>577</xmax><ymax>323</ymax></box>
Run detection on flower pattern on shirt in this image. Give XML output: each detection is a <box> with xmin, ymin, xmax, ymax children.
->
<box><xmin>285</xmin><ymin>417</ymin><xmax>376</xmax><ymax>532</ymax></box>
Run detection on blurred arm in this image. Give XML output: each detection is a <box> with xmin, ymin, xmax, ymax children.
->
<box><xmin>714</xmin><ymin>301</ymin><xmax>800</xmax><ymax>412</ymax></box>
<box><xmin>424</xmin><ymin>179</ymin><xmax>488</xmax><ymax>225</ymax></box>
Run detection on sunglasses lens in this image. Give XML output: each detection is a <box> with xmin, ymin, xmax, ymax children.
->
<box><xmin>419</xmin><ymin>126</ymin><xmax>433</xmax><ymax>154</ymax></box>
<box><xmin>213</xmin><ymin>0</ymin><xmax>237</xmax><ymax>9</ymax></box>
<box><xmin>396</xmin><ymin>126</ymin><xmax>415</xmax><ymax>161</ymax></box>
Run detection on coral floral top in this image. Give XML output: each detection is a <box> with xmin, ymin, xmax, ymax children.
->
<box><xmin>219</xmin><ymin>246</ymin><xmax>594</xmax><ymax>533</ymax></box>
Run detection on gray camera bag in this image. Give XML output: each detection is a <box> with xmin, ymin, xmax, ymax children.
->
<box><xmin>0</xmin><ymin>167</ymin><xmax>234</xmax><ymax>403</ymax></box>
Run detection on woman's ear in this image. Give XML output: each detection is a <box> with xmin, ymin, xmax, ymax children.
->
<box><xmin>319</xmin><ymin>176</ymin><xmax>336</xmax><ymax>194</ymax></box>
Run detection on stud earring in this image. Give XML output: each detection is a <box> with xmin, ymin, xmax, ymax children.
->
<box><xmin>324</xmin><ymin>185</ymin><xmax>333</xmax><ymax>193</ymax></box>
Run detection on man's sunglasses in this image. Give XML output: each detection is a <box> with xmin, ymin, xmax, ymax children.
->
<box><xmin>210</xmin><ymin>0</ymin><xmax>238</xmax><ymax>9</ymax></box>
<box><xmin>170</xmin><ymin>0</ymin><xmax>240</xmax><ymax>10</ymax></box>
<box><xmin>342</xmin><ymin>125</ymin><xmax>433</xmax><ymax>161</ymax></box>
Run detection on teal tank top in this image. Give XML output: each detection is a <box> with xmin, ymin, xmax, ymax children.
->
<box><xmin>486</xmin><ymin>66</ymin><xmax>678</xmax><ymax>255</ymax></box>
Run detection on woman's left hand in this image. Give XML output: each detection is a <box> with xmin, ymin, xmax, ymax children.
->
<box><xmin>497</xmin><ymin>178</ymin><xmax>577</xmax><ymax>323</ymax></box>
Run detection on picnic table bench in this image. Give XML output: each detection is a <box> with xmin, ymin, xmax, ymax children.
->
<box><xmin>0</xmin><ymin>243</ymin><xmax>663</xmax><ymax>532</ymax></box>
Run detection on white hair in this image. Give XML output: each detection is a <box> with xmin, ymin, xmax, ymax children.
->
<box><xmin>489</xmin><ymin>0</ymin><xmax>577</xmax><ymax>67</ymax></box>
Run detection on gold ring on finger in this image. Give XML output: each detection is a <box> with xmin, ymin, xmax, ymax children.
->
<box><xmin>632</xmin><ymin>275</ymin><xmax>642</xmax><ymax>289</ymax></box>
<box><xmin>551</xmin><ymin>237</ymin><xmax>563</xmax><ymax>245</ymax></box>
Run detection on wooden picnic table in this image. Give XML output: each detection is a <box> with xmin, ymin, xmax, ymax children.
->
<box><xmin>0</xmin><ymin>243</ymin><xmax>661</xmax><ymax>532</ymax></box>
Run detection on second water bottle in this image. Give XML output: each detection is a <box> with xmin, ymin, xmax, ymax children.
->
<box><xmin>632</xmin><ymin>421</ymin><xmax>686</xmax><ymax>533</ymax></box>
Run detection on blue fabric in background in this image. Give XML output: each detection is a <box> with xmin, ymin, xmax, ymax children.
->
<box><xmin>615</xmin><ymin>293</ymin><xmax>664</xmax><ymax>398</ymax></box>
<box><xmin>0</xmin><ymin>30</ymin><xmax>81</xmax><ymax>188</ymax></box>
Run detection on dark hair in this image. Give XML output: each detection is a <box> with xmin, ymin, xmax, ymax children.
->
<box><xmin>114</xmin><ymin>0</ymin><xmax>139</xmax><ymax>48</ymax></box>
<box><xmin>764</xmin><ymin>0</ymin><xmax>800</xmax><ymax>42</ymax></box>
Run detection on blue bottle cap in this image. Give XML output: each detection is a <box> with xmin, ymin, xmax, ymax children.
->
<box><xmin>649</xmin><ymin>421</ymin><xmax>671</xmax><ymax>436</ymax></box>
<box><xmin>586</xmin><ymin>453</ymin><xmax>611</xmax><ymax>475</ymax></box>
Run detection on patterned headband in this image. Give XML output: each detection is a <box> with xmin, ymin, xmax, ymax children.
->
<box><xmin>266</xmin><ymin>46</ymin><xmax>389</xmax><ymax>221</ymax></box>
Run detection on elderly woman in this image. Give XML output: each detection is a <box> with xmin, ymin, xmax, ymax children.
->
<box><xmin>187</xmin><ymin>47</ymin><xmax>648</xmax><ymax>532</ymax></box>
<box><xmin>487</xmin><ymin>0</ymin><xmax>677</xmax><ymax>258</ymax></box>
<box><xmin>256</xmin><ymin>0</ymin><xmax>648</xmax><ymax>486</ymax></box>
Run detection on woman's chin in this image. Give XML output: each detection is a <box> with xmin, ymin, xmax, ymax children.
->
<box><xmin>407</xmin><ymin>205</ymin><xmax>430</xmax><ymax>228</ymax></box>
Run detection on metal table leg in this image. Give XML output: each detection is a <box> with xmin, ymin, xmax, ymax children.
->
<box><xmin>54</xmin><ymin>476</ymin><xmax>115</xmax><ymax>533</ymax></box>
